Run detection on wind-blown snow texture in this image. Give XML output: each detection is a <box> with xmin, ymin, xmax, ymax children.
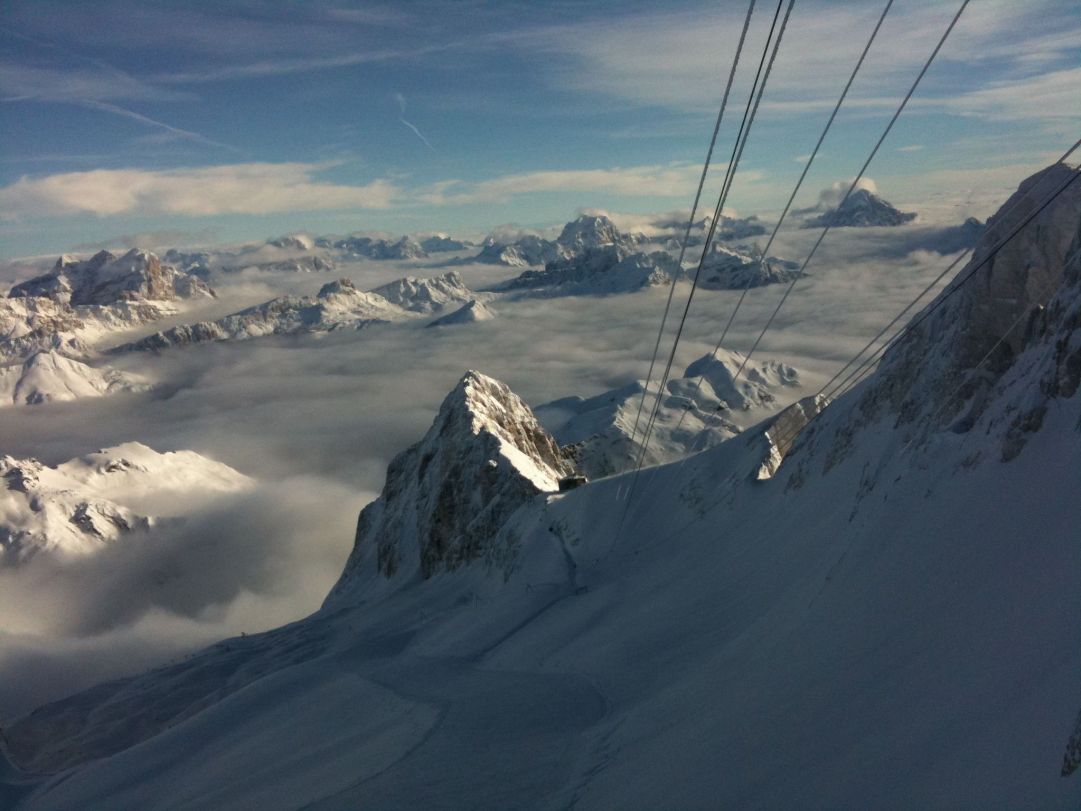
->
<box><xmin>2</xmin><ymin>166</ymin><xmax>1079</xmax><ymax>810</ymax></box>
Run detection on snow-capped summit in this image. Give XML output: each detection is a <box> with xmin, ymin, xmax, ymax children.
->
<box><xmin>804</xmin><ymin>188</ymin><xmax>917</xmax><ymax>228</ymax></box>
<box><xmin>9</xmin><ymin>249</ymin><xmax>214</xmax><ymax>306</ymax></box>
<box><xmin>369</xmin><ymin>271</ymin><xmax>474</xmax><ymax>313</ymax></box>
<box><xmin>0</xmin><ymin>350</ymin><xmax>147</xmax><ymax>407</ymax></box>
<box><xmin>556</xmin><ymin>214</ymin><xmax>633</xmax><ymax>253</ymax></box>
<box><xmin>1</xmin><ymin>443</ymin><xmax>251</xmax><ymax>564</ymax></box>
<box><xmin>327</xmin><ymin>370</ymin><xmax>569</xmax><ymax>595</ymax></box>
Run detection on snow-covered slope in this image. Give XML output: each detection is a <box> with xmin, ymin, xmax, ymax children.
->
<box><xmin>501</xmin><ymin>245</ymin><xmax>677</xmax><ymax>297</ymax></box>
<box><xmin>696</xmin><ymin>244</ymin><xmax>803</xmax><ymax>289</ymax></box>
<box><xmin>118</xmin><ymin>278</ymin><xmax>404</xmax><ymax>350</ymax></box>
<box><xmin>804</xmin><ymin>187</ymin><xmax>917</xmax><ymax>228</ymax></box>
<box><xmin>334</xmin><ymin>235</ymin><xmax>428</xmax><ymax>260</ymax></box>
<box><xmin>474</xmin><ymin>234</ymin><xmax>565</xmax><ymax>267</ymax></box>
<box><xmin>9</xmin><ymin>250</ymin><xmax>213</xmax><ymax>306</ymax></box>
<box><xmin>368</xmin><ymin>271</ymin><xmax>474</xmax><ymax>313</ymax></box>
<box><xmin>327</xmin><ymin>370</ymin><xmax>569</xmax><ymax>589</ymax></box>
<box><xmin>426</xmin><ymin>299</ymin><xmax>495</xmax><ymax>327</ymax></box>
<box><xmin>3</xmin><ymin>165</ymin><xmax>1078</xmax><ymax>810</ymax></box>
<box><xmin>537</xmin><ymin>349</ymin><xmax>802</xmax><ymax>478</ymax></box>
<box><xmin>0</xmin><ymin>295</ymin><xmax>185</xmax><ymax>362</ymax></box>
<box><xmin>0</xmin><ymin>443</ymin><xmax>251</xmax><ymax>565</ymax></box>
<box><xmin>0</xmin><ymin>351</ymin><xmax>147</xmax><ymax>407</ymax></box>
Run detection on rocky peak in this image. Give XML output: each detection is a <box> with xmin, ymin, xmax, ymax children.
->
<box><xmin>698</xmin><ymin>244</ymin><xmax>803</xmax><ymax>289</ymax></box>
<box><xmin>10</xmin><ymin>249</ymin><xmax>214</xmax><ymax>306</ymax></box>
<box><xmin>804</xmin><ymin>188</ymin><xmax>917</xmax><ymax>228</ymax></box>
<box><xmin>557</xmin><ymin>214</ymin><xmax>624</xmax><ymax>252</ymax></box>
<box><xmin>325</xmin><ymin>371</ymin><xmax>570</xmax><ymax>599</ymax></box>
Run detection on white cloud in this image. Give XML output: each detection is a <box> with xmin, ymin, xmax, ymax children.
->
<box><xmin>0</xmin><ymin>163</ymin><xmax>400</xmax><ymax>218</ymax></box>
<box><xmin>815</xmin><ymin>177</ymin><xmax>879</xmax><ymax>211</ymax></box>
<box><xmin>897</xmin><ymin>145</ymin><xmax>924</xmax><ymax>153</ymax></box>
<box><xmin>418</xmin><ymin>163</ymin><xmax>754</xmax><ymax>206</ymax></box>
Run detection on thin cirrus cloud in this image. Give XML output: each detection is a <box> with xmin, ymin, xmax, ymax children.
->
<box><xmin>0</xmin><ymin>163</ymin><xmax>399</xmax><ymax>219</ymax></box>
<box><xmin>1</xmin><ymin>162</ymin><xmax>718</xmax><ymax>219</ymax></box>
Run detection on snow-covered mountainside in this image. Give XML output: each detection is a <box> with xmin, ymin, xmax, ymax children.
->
<box><xmin>804</xmin><ymin>187</ymin><xmax>917</xmax><ymax>228</ymax></box>
<box><xmin>9</xmin><ymin>250</ymin><xmax>213</xmax><ymax>306</ymax></box>
<box><xmin>501</xmin><ymin>245</ymin><xmax>677</xmax><ymax>297</ymax></box>
<box><xmin>3</xmin><ymin>165</ymin><xmax>1078</xmax><ymax>810</ymax></box>
<box><xmin>0</xmin><ymin>351</ymin><xmax>147</xmax><ymax>407</ymax></box>
<box><xmin>696</xmin><ymin>244</ymin><xmax>803</xmax><ymax>289</ymax></box>
<box><xmin>118</xmin><ymin>277</ymin><xmax>406</xmax><ymax>351</ymax></box>
<box><xmin>474</xmin><ymin>234</ymin><xmax>565</xmax><ymax>267</ymax></box>
<box><xmin>426</xmin><ymin>299</ymin><xmax>495</xmax><ymax>327</ymax></box>
<box><xmin>1</xmin><ymin>290</ymin><xmax>189</xmax><ymax>363</ymax></box>
<box><xmin>225</xmin><ymin>256</ymin><xmax>336</xmax><ymax>274</ymax></box>
<box><xmin>0</xmin><ymin>443</ymin><xmax>251</xmax><ymax>565</ymax></box>
<box><xmin>368</xmin><ymin>271</ymin><xmax>473</xmax><ymax>313</ymax></box>
<box><xmin>327</xmin><ymin>370</ymin><xmax>569</xmax><ymax>589</ymax></box>
<box><xmin>555</xmin><ymin>214</ymin><xmax>640</xmax><ymax>254</ymax></box>
<box><xmin>790</xmin><ymin>162</ymin><xmax>1081</xmax><ymax>472</ymax></box>
<box><xmin>1</xmin><ymin>251</ymin><xmax>217</xmax><ymax>362</ymax></box>
<box><xmin>334</xmin><ymin>235</ymin><xmax>428</xmax><ymax>260</ymax></box>
<box><xmin>656</xmin><ymin>213</ymin><xmax>768</xmax><ymax>247</ymax></box>
<box><xmin>537</xmin><ymin>349</ymin><xmax>801</xmax><ymax>478</ymax></box>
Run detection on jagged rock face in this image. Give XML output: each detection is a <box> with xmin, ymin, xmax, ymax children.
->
<box><xmin>696</xmin><ymin>245</ymin><xmax>802</xmax><ymax>289</ymax></box>
<box><xmin>420</xmin><ymin>235</ymin><xmax>472</xmax><ymax>252</ymax></box>
<box><xmin>504</xmin><ymin>245</ymin><xmax>676</xmax><ymax>296</ymax></box>
<box><xmin>427</xmin><ymin>299</ymin><xmax>495</xmax><ymax>328</ymax></box>
<box><xmin>369</xmin><ymin>271</ymin><xmax>473</xmax><ymax>313</ymax></box>
<box><xmin>804</xmin><ymin>189</ymin><xmax>917</xmax><ymax>228</ymax></box>
<box><xmin>9</xmin><ymin>249</ymin><xmax>214</xmax><ymax>306</ymax></box>
<box><xmin>326</xmin><ymin>371</ymin><xmax>569</xmax><ymax>598</ymax></box>
<box><xmin>120</xmin><ymin>277</ymin><xmax>401</xmax><ymax>351</ymax></box>
<box><xmin>0</xmin><ymin>442</ymin><xmax>251</xmax><ymax>564</ymax></box>
<box><xmin>788</xmin><ymin>163</ymin><xmax>1081</xmax><ymax>478</ymax></box>
<box><xmin>556</xmin><ymin>214</ymin><xmax>632</xmax><ymax>253</ymax></box>
<box><xmin>475</xmin><ymin>235</ymin><xmax>566</xmax><ymax>267</ymax></box>
<box><xmin>0</xmin><ymin>350</ymin><xmax>147</xmax><ymax>406</ymax></box>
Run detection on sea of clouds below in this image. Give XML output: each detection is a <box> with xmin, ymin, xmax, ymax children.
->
<box><xmin>0</xmin><ymin>220</ymin><xmax>976</xmax><ymax>716</ymax></box>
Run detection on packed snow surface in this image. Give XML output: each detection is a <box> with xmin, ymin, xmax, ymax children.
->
<box><xmin>0</xmin><ymin>351</ymin><xmax>147</xmax><ymax>407</ymax></box>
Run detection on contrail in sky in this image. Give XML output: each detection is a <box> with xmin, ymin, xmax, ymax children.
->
<box><xmin>395</xmin><ymin>92</ymin><xmax>436</xmax><ymax>152</ymax></box>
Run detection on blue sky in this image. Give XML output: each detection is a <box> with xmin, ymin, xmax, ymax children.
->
<box><xmin>1</xmin><ymin>0</ymin><xmax>1078</xmax><ymax>257</ymax></box>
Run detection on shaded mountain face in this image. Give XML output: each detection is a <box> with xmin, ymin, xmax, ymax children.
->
<box><xmin>9</xmin><ymin>250</ymin><xmax>214</xmax><ymax>306</ymax></box>
<box><xmin>803</xmin><ymin>188</ymin><xmax>917</xmax><ymax>228</ymax></box>
<box><xmin>697</xmin><ymin>244</ymin><xmax>802</xmax><ymax>289</ymax></box>
<box><xmin>420</xmin><ymin>235</ymin><xmax>472</xmax><ymax>253</ymax></box>
<box><xmin>326</xmin><ymin>370</ymin><xmax>569</xmax><ymax>595</ymax></box>
<box><xmin>502</xmin><ymin>245</ymin><xmax>677</xmax><ymax>297</ymax></box>
<box><xmin>788</xmin><ymin>162</ymin><xmax>1081</xmax><ymax>481</ymax></box>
